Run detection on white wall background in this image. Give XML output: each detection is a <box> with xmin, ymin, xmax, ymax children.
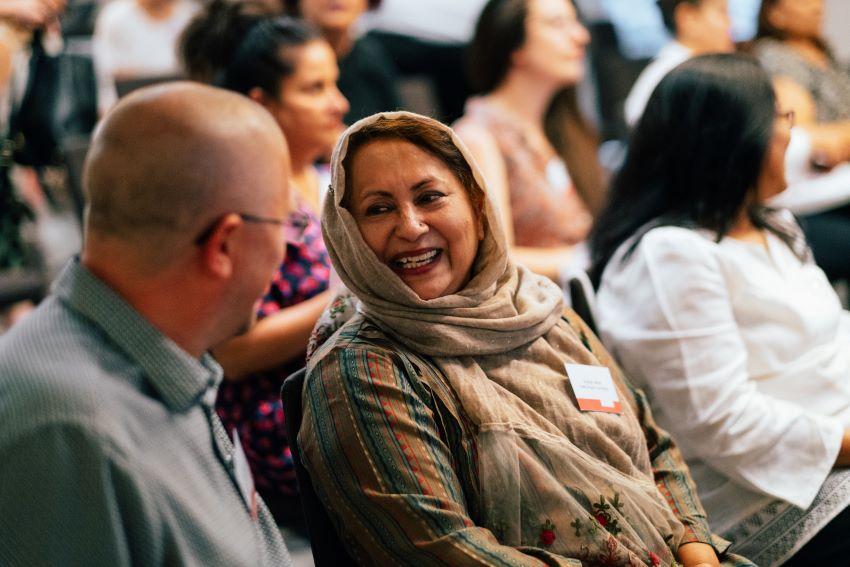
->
<box><xmin>825</xmin><ymin>0</ymin><xmax>850</xmax><ymax>63</ymax></box>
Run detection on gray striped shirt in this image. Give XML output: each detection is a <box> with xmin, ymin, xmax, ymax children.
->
<box><xmin>0</xmin><ymin>259</ymin><xmax>292</xmax><ymax>566</ymax></box>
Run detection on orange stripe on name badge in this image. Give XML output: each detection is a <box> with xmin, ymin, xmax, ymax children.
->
<box><xmin>576</xmin><ymin>398</ymin><xmax>623</xmax><ymax>414</ymax></box>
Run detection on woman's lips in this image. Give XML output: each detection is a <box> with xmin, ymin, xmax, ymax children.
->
<box><xmin>391</xmin><ymin>248</ymin><xmax>442</xmax><ymax>276</ymax></box>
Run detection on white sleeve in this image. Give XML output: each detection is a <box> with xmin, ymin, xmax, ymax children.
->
<box><xmin>601</xmin><ymin>229</ymin><xmax>843</xmax><ymax>509</ymax></box>
<box><xmin>92</xmin><ymin>5</ymin><xmax>119</xmax><ymax>115</ymax></box>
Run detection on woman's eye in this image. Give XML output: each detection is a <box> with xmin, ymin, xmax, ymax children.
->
<box><xmin>543</xmin><ymin>15</ymin><xmax>571</xmax><ymax>29</ymax></box>
<box><xmin>418</xmin><ymin>192</ymin><xmax>445</xmax><ymax>205</ymax></box>
<box><xmin>365</xmin><ymin>203</ymin><xmax>392</xmax><ymax>216</ymax></box>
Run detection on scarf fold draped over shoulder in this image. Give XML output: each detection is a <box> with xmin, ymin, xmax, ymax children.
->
<box><xmin>316</xmin><ymin>111</ymin><xmax>685</xmax><ymax>566</ymax></box>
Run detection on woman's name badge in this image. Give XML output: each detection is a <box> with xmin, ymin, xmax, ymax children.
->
<box><xmin>565</xmin><ymin>363</ymin><xmax>622</xmax><ymax>414</ymax></box>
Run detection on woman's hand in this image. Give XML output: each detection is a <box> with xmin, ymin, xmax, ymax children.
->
<box><xmin>0</xmin><ymin>0</ymin><xmax>65</xmax><ymax>29</ymax></box>
<box><xmin>677</xmin><ymin>542</ymin><xmax>720</xmax><ymax>567</ymax></box>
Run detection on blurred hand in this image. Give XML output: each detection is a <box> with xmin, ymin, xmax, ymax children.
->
<box><xmin>0</xmin><ymin>0</ymin><xmax>66</xmax><ymax>29</ymax></box>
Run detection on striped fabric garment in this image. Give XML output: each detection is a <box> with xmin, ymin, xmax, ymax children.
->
<box><xmin>299</xmin><ymin>311</ymin><xmax>753</xmax><ymax>566</ymax></box>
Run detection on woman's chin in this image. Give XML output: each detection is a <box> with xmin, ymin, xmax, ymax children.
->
<box><xmin>404</xmin><ymin>279</ymin><xmax>447</xmax><ymax>301</ymax></box>
<box><xmin>402</xmin><ymin>275</ymin><xmax>456</xmax><ymax>301</ymax></box>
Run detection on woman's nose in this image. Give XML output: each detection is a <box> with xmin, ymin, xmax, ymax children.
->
<box><xmin>333</xmin><ymin>87</ymin><xmax>350</xmax><ymax>115</ymax></box>
<box><xmin>395</xmin><ymin>207</ymin><xmax>428</xmax><ymax>240</ymax></box>
<box><xmin>572</xmin><ymin>22</ymin><xmax>590</xmax><ymax>47</ymax></box>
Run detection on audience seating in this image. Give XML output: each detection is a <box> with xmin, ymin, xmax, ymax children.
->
<box><xmin>586</xmin><ymin>22</ymin><xmax>649</xmax><ymax>142</ymax></box>
<box><xmin>60</xmin><ymin>135</ymin><xmax>90</xmax><ymax>224</ymax></box>
<box><xmin>565</xmin><ymin>271</ymin><xmax>599</xmax><ymax>335</ymax></box>
<box><xmin>0</xmin><ymin>269</ymin><xmax>46</xmax><ymax>311</ymax></box>
<box><xmin>281</xmin><ymin>368</ymin><xmax>357</xmax><ymax>567</ymax></box>
<box><xmin>115</xmin><ymin>75</ymin><xmax>184</xmax><ymax>99</ymax></box>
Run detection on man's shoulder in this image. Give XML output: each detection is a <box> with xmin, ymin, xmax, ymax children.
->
<box><xmin>0</xmin><ymin>296</ymin><xmax>140</xmax><ymax>444</ymax></box>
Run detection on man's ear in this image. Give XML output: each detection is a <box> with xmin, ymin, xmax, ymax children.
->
<box><xmin>199</xmin><ymin>213</ymin><xmax>243</xmax><ymax>279</ymax></box>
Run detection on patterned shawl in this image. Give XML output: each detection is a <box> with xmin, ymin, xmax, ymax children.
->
<box><xmin>319</xmin><ymin>111</ymin><xmax>685</xmax><ymax>566</ymax></box>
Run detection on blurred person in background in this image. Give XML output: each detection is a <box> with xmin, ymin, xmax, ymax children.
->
<box><xmin>285</xmin><ymin>0</ymin><xmax>400</xmax><ymax>123</ymax></box>
<box><xmin>592</xmin><ymin>54</ymin><xmax>850</xmax><ymax>567</ymax></box>
<box><xmin>624</xmin><ymin>0</ymin><xmax>733</xmax><ymax>128</ymax></box>
<box><xmin>360</xmin><ymin>0</ymin><xmax>488</xmax><ymax>123</ymax></box>
<box><xmin>180</xmin><ymin>0</ymin><xmax>347</xmax><ymax>526</ymax></box>
<box><xmin>93</xmin><ymin>0</ymin><xmax>199</xmax><ymax>114</ymax></box>
<box><xmin>755</xmin><ymin>0</ymin><xmax>850</xmax><ymax>163</ymax></box>
<box><xmin>753</xmin><ymin>0</ymin><xmax>850</xmax><ymax>284</ymax></box>
<box><xmin>1</xmin><ymin>0</ymin><xmax>66</xmax><ymax>331</ymax></box>
<box><xmin>0</xmin><ymin>0</ymin><xmax>64</xmax><ymax>96</ymax></box>
<box><xmin>1</xmin><ymin>0</ymin><xmax>66</xmax><ymax>201</ymax></box>
<box><xmin>454</xmin><ymin>0</ymin><xmax>605</xmax><ymax>281</ymax></box>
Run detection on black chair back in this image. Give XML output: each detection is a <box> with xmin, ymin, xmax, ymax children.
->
<box><xmin>0</xmin><ymin>270</ymin><xmax>46</xmax><ymax>310</ymax></box>
<box><xmin>567</xmin><ymin>276</ymin><xmax>599</xmax><ymax>336</ymax></box>
<box><xmin>61</xmin><ymin>135</ymin><xmax>89</xmax><ymax>223</ymax></box>
<box><xmin>282</xmin><ymin>368</ymin><xmax>357</xmax><ymax>567</ymax></box>
<box><xmin>115</xmin><ymin>74</ymin><xmax>183</xmax><ymax>99</ymax></box>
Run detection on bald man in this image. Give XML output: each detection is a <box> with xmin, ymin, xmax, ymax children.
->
<box><xmin>0</xmin><ymin>83</ymin><xmax>293</xmax><ymax>566</ymax></box>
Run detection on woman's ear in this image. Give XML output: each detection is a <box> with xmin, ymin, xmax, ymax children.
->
<box><xmin>510</xmin><ymin>45</ymin><xmax>528</xmax><ymax>70</ymax></box>
<box><xmin>247</xmin><ymin>86</ymin><xmax>272</xmax><ymax>109</ymax></box>
<box><xmin>765</xmin><ymin>5</ymin><xmax>785</xmax><ymax>31</ymax></box>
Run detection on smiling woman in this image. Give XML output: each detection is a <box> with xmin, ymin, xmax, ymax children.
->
<box><xmin>300</xmin><ymin>111</ymin><xmax>755</xmax><ymax>567</ymax></box>
<box><xmin>342</xmin><ymin>119</ymin><xmax>485</xmax><ymax>300</ymax></box>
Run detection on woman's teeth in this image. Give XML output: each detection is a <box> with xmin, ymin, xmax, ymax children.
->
<box><xmin>395</xmin><ymin>249</ymin><xmax>439</xmax><ymax>269</ymax></box>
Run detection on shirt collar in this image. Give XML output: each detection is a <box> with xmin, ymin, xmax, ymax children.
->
<box><xmin>665</xmin><ymin>40</ymin><xmax>693</xmax><ymax>59</ymax></box>
<box><xmin>53</xmin><ymin>258</ymin><xmax>223</xmax><ymax>412</ymax></box>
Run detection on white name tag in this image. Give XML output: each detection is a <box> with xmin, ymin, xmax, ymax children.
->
<box><xmin>232</xmin><ymin>429</ymin><xmax>258</xmax><ymax>520</ymax></box>
<box><xmin>565</xmin><ymin>363</ymin><xmax>622</xmax><ymax>414</ymax></box>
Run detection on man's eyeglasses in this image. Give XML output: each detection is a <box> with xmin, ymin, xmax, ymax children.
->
<box><xmin>194</xmin><ymin>211</ymin><xmax>310</xmax><ymax>246</ymax></box>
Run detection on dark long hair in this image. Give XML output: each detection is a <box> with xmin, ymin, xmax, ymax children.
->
<box><xmin>179</xmin><ymin>0</ymin><xmax>320</xmax><ymax>97</ymax></box>
<box><xmin>589</xmin><ymin>53</ymin><xmax>795</xmax><ymax>286</ymax></box>
<box><xmin>467</xmin><ymin>0</ymin><xmax>605</xmax><ymax>215</ymax></box>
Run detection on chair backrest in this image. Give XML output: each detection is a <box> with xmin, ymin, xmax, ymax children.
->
<box><xmin>115</xmin><ymin>74</ymin><xmax>183</xmax><ymax>99</ymax></box>
<box><xmin>60</xmin><ymin>135</ymin><xmax>90</xmax><ymax>224</ymax></box>
<box><xmin>0</xmin><ymin>269</ymin><xmax>46</xmax><ymax>311</ymax></box>
<box><xmin>565</xmin><ymin>271</ymin><xmax>599</xmax><ymax>336</ymax></box>
<box><xmin>281</xmin><ymin>368</ymin><xmax>357</xmax><ymax>567</ymax></box>
<box><xmin>585</xmin><ymin>21</ymin><xmax>650</xmax><ymax>142</ymax></box>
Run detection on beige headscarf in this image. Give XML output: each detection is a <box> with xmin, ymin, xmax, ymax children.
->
<box><xmin>320</xmin><ymin>111</ymin><xmax>685</xmax><ymax>566</ymax></box>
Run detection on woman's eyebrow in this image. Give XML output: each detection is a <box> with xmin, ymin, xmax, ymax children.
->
<box><xmin>410</xmin><ymin>177</ymin><xmax>437</xmax><ymax>192</ymax></box>
<box><xmin>358</xmin><ymin>176</ymin><xmax>439</xmax><ymax>200</ymax></box>
<box><xmin>359</xmin><ymin>189</ymin><xmax>393</xmax><ymax>200</ymax></box>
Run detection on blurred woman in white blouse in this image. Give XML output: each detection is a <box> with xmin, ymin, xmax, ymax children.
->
<box><xmin>590</xmin><ymin>53</ymin><xmax>850</xmax><ymax>567</ymax></box>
